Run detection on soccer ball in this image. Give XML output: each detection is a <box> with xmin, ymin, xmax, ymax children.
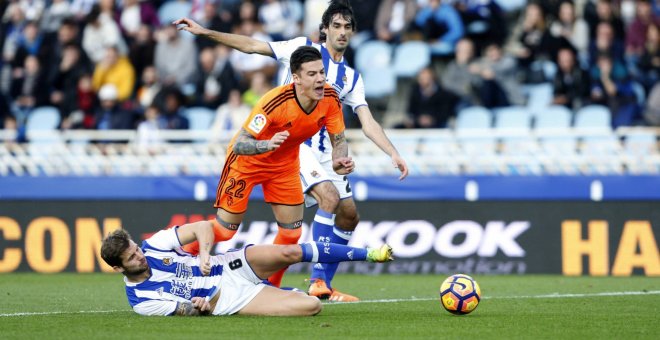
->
<box><xmin>439</xmin><ymin>274</ymin><xmax>481</xmax><ymax>315</ymax></box>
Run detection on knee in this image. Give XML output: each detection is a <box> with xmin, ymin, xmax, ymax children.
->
<box><xmin>337</xmin><ymin>210</ymin><xmax>359</xmax><ymax>230</ymax></box>
<box><xmin>303</xmin><ymin>296</ymin><xmax>323</xmax><ymax>316</ymax></box>
<box><xmin>313</xmin><ymin>182</ymin><xmax>340</xmax><ymax>211</ymax></box>
<box><xmin>280</xmin><ymin>244</ymin><xmax>303</xmax><ymax>262</ymax></box>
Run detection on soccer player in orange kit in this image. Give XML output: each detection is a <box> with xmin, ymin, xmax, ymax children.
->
<box><xmin>184</xmin><ymin>46</ymin><xmax>354</xmax><ymax>287</ymax></box>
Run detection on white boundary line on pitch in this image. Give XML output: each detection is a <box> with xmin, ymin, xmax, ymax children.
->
<box><xmin>323</xmin><ymin>290</ymin><xmax>660</xmax><ymax>305</ymax></box>
<box><xmin>2</xmin><ymin>290</ymin><xmax>659</xmax><ymax>316</ymax></box>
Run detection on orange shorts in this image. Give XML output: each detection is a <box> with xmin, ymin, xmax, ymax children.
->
<box><xmin>214</xmin><ymin>161</ymin><xmax>303</xmax><ymax>214</ymax></box>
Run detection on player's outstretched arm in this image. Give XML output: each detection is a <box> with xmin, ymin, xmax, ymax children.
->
<box><xmin>173</xmin><ymin>17</ymin><xmax>273</xmax><ymax>56</ymax></box>
<box><xmin>176</xmin><ymin>221</ymin><xmax>214</xmax><ymax>275</ymax></box>
<box><xmin>356</xmin><ymin>106</ymin><xmax>409</xmax><ymax>180</ymax></box>
<box><xmin>329</xmin><ymin>131</ymin><xmax>354</xmax><ymax>175</ymax></box>
<box><xmin>233</xmin><ymin>128</ymin><xmax>289</xmax><ymax>155</ymax></box>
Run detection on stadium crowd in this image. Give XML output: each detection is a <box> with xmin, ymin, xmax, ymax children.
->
<box><xmin>0</xmin><ymin>0</ymin><xmax>659</xmax><ymax>142</ymax></box>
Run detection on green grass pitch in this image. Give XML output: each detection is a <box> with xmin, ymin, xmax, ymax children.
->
<box><xmin>1</xmin><ymin>273</ymin><xmax>659</xmax><ymax>339</ymax></box>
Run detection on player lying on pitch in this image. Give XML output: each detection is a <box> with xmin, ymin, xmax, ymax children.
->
<box><xmin>100</xmin><ymin>219</ymin><xmax>393</xmax><ymax>316</ymax></box>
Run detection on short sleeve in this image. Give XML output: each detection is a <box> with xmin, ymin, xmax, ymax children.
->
<box><xmin>242</xmin><ymin>108</ymin><xmax>271</xmax><ymax>138</ymax></box>
<box><xmin>133</xmin><ymin>300</ymin><xmax>178</xmax><ymax>316</ymax></box>
<box><xmin>143</xmin><ymin>228</ymin><xmax>182</xmax><ymax>252</ymax></box>
<box><xmin>342</xmin><ymin>74</ymin><xmax>368</xmax><ymax>112</ymax></box>
<box><xmin>268</xmin><ymin>37</ymin><xmax>310</xmax><ymax>63</ymax></box>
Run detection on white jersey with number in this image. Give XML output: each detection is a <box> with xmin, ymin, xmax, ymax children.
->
<box><xmin>268</xmin><ymin>37</ymin><xmax>368</xmax><ymax>162</ymax></box>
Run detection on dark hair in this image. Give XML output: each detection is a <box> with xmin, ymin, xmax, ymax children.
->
<box><xmin>290</xmin><ymin>46</ymin><xmax>322</xmax><ymax>74</ymax></box>
<box><xmin>100</xmin><ymin>229</ymin><xmax>132</xmax><ymax>268</ymax></box>
<box><xmin>318</xmin><ymin>0</ymin><xmax>356</xmax><ymax>43</ymax></box>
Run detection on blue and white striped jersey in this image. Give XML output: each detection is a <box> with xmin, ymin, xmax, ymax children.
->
<box><xmin>124</xmin><ymin>228</ymin><xmax>223</xmax><ymax>316</ymax></box>
<box><xmin>269</xmin><ymin>37</ymin><xmax>368</xmax><ymax>156</ymax></box>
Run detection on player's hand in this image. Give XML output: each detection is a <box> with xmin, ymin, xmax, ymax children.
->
<box><xmin>191</xmin><ymin>297</ymin><xmax>212</xmax><ymax>313</ymax></box>
<box><xmin>173</xmin><ymin>18</ymin><xmax>206</xmax><ymax>36</ymax></box>
<box><xmin>333</xmin><ymin>156</ymin><xmax>354</xmax><ymax>175</ymax></box>
<box><xmin>199</xmin><ymin>253</ymin><xmax>211</xmax><ymax>276</ymax></box>
<box><xmin>268</xmin><ymin>131</ymin><xmax>289</xmax><ymax>151</ymax></box>
<box><xmin>392</xmin><ymin>153</ymin><xmax>409</xmax><ymax>180</ymax></box>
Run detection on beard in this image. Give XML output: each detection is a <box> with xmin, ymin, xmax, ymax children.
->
<box><xmin>124</xmin><ymin>264</ymin><xmax>149</xmax><ymax>276</ymax></box>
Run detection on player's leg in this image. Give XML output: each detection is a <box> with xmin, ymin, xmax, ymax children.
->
<box><xmin>300</xmin><ymin>146</ymin><xmax>343</xmax><ymax>297</ymax></box>
<box><xmin>181</xmin><ymin>163</ymin><xmax>254</xmax><ymax>255</ymax></box>
<box><xmin>245</xmin><ymin>242</ymin><xmax>393</xmax><ymax>279</ymax></box>
<box><xmin>262</xmin><ymin>166</ymin><xmax>306</xmax><ymax>287</ymax></box>
<box><xmin>326</xmin><ymin>196</ymin><xmax>359</xmax><ymax>284</ymax></box>
<box><xmin>238</xmin><ymin>285</ymin><xmax>322</xmax><ymax>316</ymax></box>
<box><xmin>266</xmin><ymin>203</ymin><xmax>304</xmax><ymax>287</ymax></box>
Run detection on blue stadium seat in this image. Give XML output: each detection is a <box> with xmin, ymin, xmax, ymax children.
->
<box><xmin>494</xmin><ymin>0</ymin><xmax>527</xmax><ymax>12</ymax></box>
<box><xmin>526</xmin><ymin>83</ymin><xmax>554</xmax><ymax>112</ymax></box>
<box><xmin>535</xmin><ymin>105</ymin><xmax>572</xmax><ymax>130</ymax></box>
<box><xmin>392</xmin><ymin>41</ymin><xmax>430</xmax><ymax>78</ymax></box>
<box><xmin>493</xmin><ymin>106</ymin><xmax>532</xmax><ymax>130</ymax></box>
<box><xmin>183</xmin><ymin>107</ymin><xmax>215</xmax><ymax>130</ymax></box>
<box><xmin>362</xmin><ymin>67</ymin><xmax>396</xmax><ymax>98</ymax></box>
<box><xmin>574</xmin><ymin>105</ymin><xmax>611</xmax><ymax>129</ymax></box>
<box><xmin>455</xmin><ymin>106</ymin><xmax>492</xmax><ymax>130</ymax></box>
<box><xmin>354</xmin><ymin>40</ymin><xmax>392</xmax><ymax>73</ymax></box>
<box><xmin>25</xmin><ymin>106</ymin><xmax>60</xmax><ymax>131</ymax></box>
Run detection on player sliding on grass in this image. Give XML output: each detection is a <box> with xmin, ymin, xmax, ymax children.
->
<box><xmin>100</xmin><ymin>220</ymin><xmax>393</xmax><ymax>316</ymax></box>
<box><xmin>174</xmin><ymin>0</ymin><xmax>408</xmax><ymax>302</ymax></box>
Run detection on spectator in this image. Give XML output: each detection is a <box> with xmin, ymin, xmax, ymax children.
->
<box><xmin>584</xmin><ymin>0</ymin><xmax>626</xmax><ymax>40</ymax></box>
<box><xmin>39</xmin><ymin>0</ymin><xmax>71</xmax><ymax>35</ymax></box>
<box><xmin>643</xmin><ymin>82</ymin><xmax>660</xmax><ymax>125</ymax></box>
<box><xmin>550</xmin><ymin>1</ymin><xmax>590</xmax><ymax>55</ymax></box>
<box><xmin>136</xmin><ymin>104</ymin><xmax>164</xmax><ymax>147</ymax></box>
<box><xmin>195</xmin><ymin>46</ymin><xmax>238</xmax><ymax>109</ymax></box>
<box><xmin>82</xmin><ymin>4</ymin><xmax>128</xmax><ymax>64</ymax></box>
<box><xmin>194</xmin><ymin>0</ymin><xmax>234</xmax><ymax>51</ymax></box>
<box><xmin>228</xmin><ymin>20</ymin><xmax>277</xmax><ymax>86</ymax></box>
<box><xmin>118</xmin><ymin>0</ymin><xmax>160</xmax><ymax>41</ymax></box>
<box><xmin>259</xmin><ymin>0</ymin><xmax>303</xmax><ymax>41</ymax></box>
<box><xmin>553</xmin><ymin>47</ymin><xmax>591</xmax><ymax>110</ymax></box>
<box><xmin>398</xmin><ymin>67</ymin><xmax>457</xmax><ymax>128</ymax></box>
<box><xmin>128</xmin><ymin>24</ymin><xmax>156</xmax><ymax>82</ymax></box>
<box><xmin>625</xmin><ymin>0</ymin><xmax>660</xmax><ymax>60</ymax></box>
<box><xmin>413</xmin><ymin>0</ymin><xmax>465</xmax><ymax>56</ymax></box>
<box><xmin>16</xmin><ymin>0</ymin><xmax>45</xmax><ymax>22</ymax></box>
<box><xmin>589</xmin><ymin>53</ymin><xmax>637</xmax><ymax>127</ymax></box>
<box><xmin>637</xmin><ymin>23</ymin><xmax>660</xmax><ymax>91</ymax></box>
<box><xmin>241</xmin><ymin>71</ymin><xmax>272</xmax><ymax>108</ymax></box>
<box><xmin>154</xmin><ymin>86</ymin><xmax>190</xmax><ymax>130</ymax></box>
<box><xmin>50</xmin><ymin>44</ymin><xmax>92</xmax><ymax>122</ymax></box>
<box><xmin>442</xmin><ymin>38</ymin><xmax>479</xmax><ymax>108</ymax></box>
<box><xmin>453</xmin><ymin>0</ymin><xmax>507</xmax><ymax>48</ymax></box>
<box><xmin>588</xmin><ymin>22</ymin><xmax>625</xmax><ymax>66</ymax></box>
<box><xmin>70</xmin><ymin>0</ymin><xmax>98</xmax><ymax>22</ymax></box>
<box><xmin>10</xmin><ymin>55</ymin><xmax>49</xmax><ymax>123</ymax></box>
<box><xmin>136</xmin><ymin>66</ymin><xmax>161</xmax><ymax>108</ymax></box>
<box><xmin>154</xmin><ymin>24</ymin><xmax>198</xmax><ymax>88</ymax></box>
<box><xmin>92</xmin><ymin>46</ymin><xmax>136</xmax><ymax>102</ymax></box>
<box><xmin>470</xmin><ymin>43</ymin><xmax>525</xmax><ymax>108</ymax></box>
<box><xmin>12</xmin><ymin>21</ymin><xmax>49</xmax><ymax>73</ymax></box>
<box><xmin>94</xmin><ymin>84</ymin><xmax>135</xmax><ymax>130</ymax></box>
<box><xmin>210</xmin><ymin>89</ymin><xmax>251</xmax><ymax>141</ymax></box>
<box><xmin>375</xmin><ymin>0</ymin><xmax>417</xmax><ymax>43</ymax></box>
<box><xmin>509</xmin><ymin>2</ymin><xmax>560</xmax><ymax>81</ymax></box>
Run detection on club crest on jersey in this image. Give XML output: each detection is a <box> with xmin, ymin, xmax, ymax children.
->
<box><xmin>248</xmin><ymin>113</ymin><xmax>267</xmax><ymax>133</ymax></box>
<box><xmin>342</xmin><ymin>75</ymin><xmax>348</xmax><ymax>83</ymax></box>
<box><xmin>162</xmin><ymin>257</ymin><xmax>173</xmax><ymax>266</ymax></box>
<box><xmin>310</xmin><ymin>170</ymin><xmax>320</xmax><ymax>178</ymax></box>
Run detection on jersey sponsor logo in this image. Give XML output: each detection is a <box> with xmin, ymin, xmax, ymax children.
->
<box><xmin>162</xmin><ymin>257</ymin><xmax>173</xmax><ymax>266</ymax></box>
<box><xmin>248</xmin><ymin>114</ymin><xmax>267</xmax><ymax>134</ymax></box>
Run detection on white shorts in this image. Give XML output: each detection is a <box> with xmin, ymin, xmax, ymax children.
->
<box><xmin>299</xmin><ymin>144</ymin><xmax>353</xmax><ymax>208</ymax></box>
<box><xmin>212</xmin><ymin>245</ymin><xmax>267</xmax><ymax>316</ymax></box>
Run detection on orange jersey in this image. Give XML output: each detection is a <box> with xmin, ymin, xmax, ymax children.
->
<box><xmin>228</xmin><ymin>83</ymin><xmax>344</xmax><ymax>173</ymax></box>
